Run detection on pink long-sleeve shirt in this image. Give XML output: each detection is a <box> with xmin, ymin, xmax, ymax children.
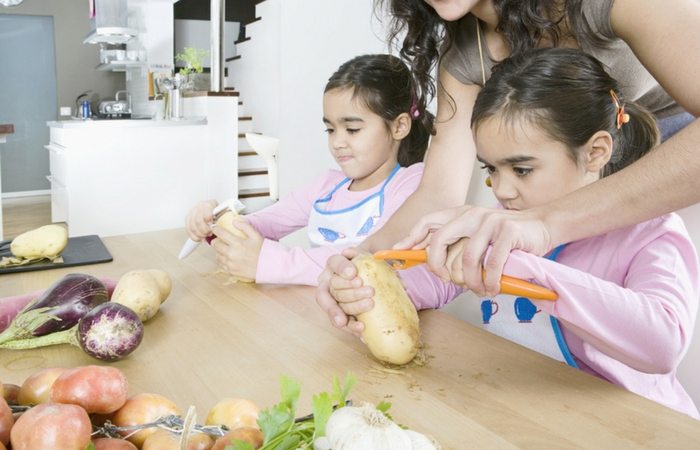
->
<box><xmin>402</xmin><ymin>213</ymin><xmax>700</xmax><ymax>418</ymax></box>
<box><xmin>245</xmin><ymin>163</ymin><xmax>424</xmax><ymax>285</ymax></box>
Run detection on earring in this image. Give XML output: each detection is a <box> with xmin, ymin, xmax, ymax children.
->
<box><xmin>485</xmin><ymin>177</ymin><xmax>492</xmax><ymax>187</ymax></box>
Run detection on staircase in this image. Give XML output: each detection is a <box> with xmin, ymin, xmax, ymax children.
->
<box><xmin>225</xmin><ymin>3</ymin><xmax>275</xmax><ymax>213</ymax></box>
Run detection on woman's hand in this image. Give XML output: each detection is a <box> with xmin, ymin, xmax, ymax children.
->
<box><xmin>396</xmin><ymin>205</ymin><xmax>553</xmax><ymax>296</ymax></box>
<box><xmin>210</xmin><ymin>221</ymin><xmax>264</xmax><ymax>281</ymax></box>
<box><xmin>185</xmin><ymin>200</ymin><xmax>219</xmax><ymax>242</ymax></box>
<box><xmin>316</xmin><ymin>248</ymin><xmax>375</xmax><ymax>337</ymax></box>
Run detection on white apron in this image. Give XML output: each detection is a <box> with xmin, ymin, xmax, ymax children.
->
<box><xmin>480</xmin><ymin>245</ymin><xmax>578</xmax><ymax>367</ymax></box>
<box><xmin>307</xmin><ymin>164</ymin><xmax>400</xmax><ymax>247</ymax></box>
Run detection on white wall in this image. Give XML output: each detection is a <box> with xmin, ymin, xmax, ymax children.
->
<box><xmin>174</xmin><ymin>19</ymin><xmax>239</xmax><ymax>65</ymax></box>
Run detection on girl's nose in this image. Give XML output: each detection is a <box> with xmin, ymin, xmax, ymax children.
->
<box><xmin>492</xmin><ymin>177</ymin><xmax>518</xmax><ymax>202</ymax></box>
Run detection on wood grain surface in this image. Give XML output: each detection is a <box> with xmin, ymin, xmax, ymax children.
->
<box><xmin>1</xmin><ymin>228</ymin><xmax>699</xmax><ymax>449</ymax></box>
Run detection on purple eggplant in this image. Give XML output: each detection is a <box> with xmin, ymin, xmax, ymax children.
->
<box><xmin>0</xmin><ymin>273</ymin><xmax>108</xmax><ymax>344</ymax></box>
<box><xmin>0</xmin><ymin>302</ymin><xmax>144</xmax><ymax>362</ymax></box>
<box><xmin>77</xmin><ymin>302</ymin><xmax>144</xmax><ymax>361</ymax></box>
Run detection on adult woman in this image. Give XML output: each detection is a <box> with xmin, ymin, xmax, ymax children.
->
<box><xmin>317</xmin><ymin>0</ymin><xmax>700</xmax><ymax>335</ymax></box>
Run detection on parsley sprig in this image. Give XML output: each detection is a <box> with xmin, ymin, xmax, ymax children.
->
<box><xmin>225</xmin><ymin>373</ymin><xmax>357</xmax><ymax>450</ymax></box>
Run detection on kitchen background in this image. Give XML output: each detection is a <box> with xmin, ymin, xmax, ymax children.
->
<box><xmin>1</xmin><ymin>0</ymin><xmax>699</xmax><ymax>408</ymax></box>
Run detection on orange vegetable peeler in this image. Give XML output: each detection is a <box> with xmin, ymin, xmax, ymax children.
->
<box><xmin>373</xmin><ymin>249</ymin><xmax>558</xmax><ymax>301</ymax></box>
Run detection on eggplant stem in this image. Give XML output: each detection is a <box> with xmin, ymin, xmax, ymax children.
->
<box><xmin>0</xmin><ymin>307</ymin><xmax>62</xmax><ymax>344</ymax></box>
<box><xmin>0</xmin><ymin>326</ymin><xmax>78</xmax><ymax>349</ymax></box>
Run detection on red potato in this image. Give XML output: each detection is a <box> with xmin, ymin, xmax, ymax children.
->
<box><xmin>17</xmin><ymin>367</ymin><xmax>67</xmax><ymax>405</ymax></box>
<box><xmin>141</xmin><ymin>429</ymin><xmax>214</xmax><ymax>450</ymax></box>
<box><xmin>51</xmin><ymin>365</ymin><xmax>128</xmax><ymax>414</ymax></box>
<box><xmin>10</xmin><ymin>402</ymin><xmax>91</xmax><ymax>450</ymax></box>
<box><xmin>111</xmin><ymin>393</ymin><xmax>182</xmax><ymax>448</ymax></box>
<box><xmin>205</xmin><ymin>398</ymin><xmax>260</xmax><ymax>430</ymax></box>
<box><xmin>211</xmin><ymin>427</ymin><xmax>264</xmax><ymax>450</ymax></box>
<box><xmin>0</xmin><ymin>397</ymin><xmax>13</xmax><ymax>447</ymax></box>
<box><xmin>2</xmin><ymin>384</ymin><xmax>20</xmax><ymax>406</ymax></box>
<box><xmin>92</xmin><ymin>437</ymin><xmax>138</xmax><ymax>450</ymax></box>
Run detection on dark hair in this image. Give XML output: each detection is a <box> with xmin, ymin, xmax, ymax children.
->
<box><xmin>471</xmin><ymin>48</ymin><xmax>659</xmax><ymax>176</ymax></box>
<box><xmin>374</xmin><ymin>0</ymin><xmax>610</xmax><ymax>114</ymax></box>
<box><xmin>325</xmin><ymin>54</ymin><xmax>435</xmax><ymax>167</ymax></box>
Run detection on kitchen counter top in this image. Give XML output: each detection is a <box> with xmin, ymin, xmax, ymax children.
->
<box><xmin>47</xmin><ymin>117</ymin><xmax>207</xmax><ymax>128</ymax></box>
<box><xmin>1</xmin><ymin>228</ymin><xmax>699</xmax><ymax>448</ymax></box>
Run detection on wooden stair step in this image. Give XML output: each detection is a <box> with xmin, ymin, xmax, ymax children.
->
<box><xmin>239</xmin><ymin>168</ymin><xmax>268</xmax><ymax>177</ymax></box>
<box><xmin>239</xmin><ymin>116</ymin><xmax>252</xmax><ymax>121</ymax></box>
<box><xmin>239</xmin><ymin>188</ymin><xmax>270</xmax><ymax>199</ymax></box>
<box><xmin>239</xmin><ymin>151</ymin><xmax>257</xmax><ymax>157</ymax></box>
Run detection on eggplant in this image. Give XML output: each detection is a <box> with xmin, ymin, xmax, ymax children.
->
<box><xmin>0</xmin><ymin>273</ymin><xmax>108</xmax><ymax>344</ymax></box>
<box><xmin>0</xmin><ymin>302</ymin><xmax>144</xmax><ymax>362</ymax></box>
<box><xmin>77</xmin><ymin>302</ymin><xmax>144</xmax><ymax>361</ymax></box>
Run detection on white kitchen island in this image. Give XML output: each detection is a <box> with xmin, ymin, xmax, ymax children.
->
<box><xmin>46</xmin><ymin>94</ymin><xmax>239</xmax><ymax>237</ymax></box>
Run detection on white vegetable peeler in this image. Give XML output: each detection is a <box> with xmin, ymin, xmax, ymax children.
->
<box><xmin>178</xmin><ymin>198</ymin><xmax>246</xmax><ymax>260</ymax></box>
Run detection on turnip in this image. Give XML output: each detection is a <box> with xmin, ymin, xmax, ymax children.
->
<box><xmin>0</xmin><ymin>302</ymin><xmax>144</xmax><ymax>361</ymax></box>
<box><xmin>351</xmin><ymin>255</ymin><xmax>421</xmax><ymax>365</ymax></box>
<box><xmin>0</xmin><ymin>273</ymin><xmax>108</xmax><ymax>343</ymax></box>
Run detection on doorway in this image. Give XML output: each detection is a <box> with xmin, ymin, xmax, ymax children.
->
<box><xmin>0</xmin><ymin>14</ymin><xmax>58</xmax><ymax>195</ymax></box>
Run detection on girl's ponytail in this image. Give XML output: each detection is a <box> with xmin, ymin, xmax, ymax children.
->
<box><xmin>398</xmin><ymin>107</ymin><xmax>435</xmax><ymax>167</ymax></box>
<box><xmin>603</xmin><ymin>101</ymin><xmax>659</xmax><ymax>177</ymax></box>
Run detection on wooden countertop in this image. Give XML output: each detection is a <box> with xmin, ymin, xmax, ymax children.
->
<box><xmin>1</xmin><ymin>229</ymin><xmax>699</xmax><ymax>448</ymax></box>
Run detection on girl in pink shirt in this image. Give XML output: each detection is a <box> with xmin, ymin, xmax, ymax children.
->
<box><xmin>326</xmin><ymin>48</ymin><xmax>700</xmax><ymax>418</ymax></box>
<box><xmin>185</xmin><ymin>55</ymin><xmax>433</xmax><ymax>285</ymax></box>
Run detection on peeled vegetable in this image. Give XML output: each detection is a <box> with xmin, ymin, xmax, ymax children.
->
<box><xmin>10</xmin><ymin>224</ymin><xmax>67</xmax><ymax>259</ymax></box>
<box><xmin>351</xmin><ymin>255</ymin><xmax>421</xmax><ymax>365</ymax></box>
<box><xmin>323</xmin><ymin>402</ymin><xmax>438</xmax><ymax>450</ymax></box>
<box><xmin>111</xmin><ymin>269</ymin><xmax>172</xmax><ymax>322</ymax></box>
<box><xmin>214</xmin><ymin>210</ymin><xmax>254</xmax><ymax>283</ymax></box>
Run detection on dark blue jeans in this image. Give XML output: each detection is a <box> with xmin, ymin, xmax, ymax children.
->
<box><xmin>658</xmin><ymin>112</ymin><xmax>695</xmax><ymax>142</ymax></box>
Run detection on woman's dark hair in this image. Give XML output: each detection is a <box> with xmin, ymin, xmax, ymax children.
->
<box><xmin>471</xmin><ymin>48</ymin><xmax>659</xmax><ymax>177</ymax></box>
<box><xmin>374</xmin><ymin>0</ymin><xmax>610</xmax><ymax>115</ymax></box>
<box><xmin>325</xmin><ymin>54</ymin><xmax>435</xmax><ymax>167</ymax></box>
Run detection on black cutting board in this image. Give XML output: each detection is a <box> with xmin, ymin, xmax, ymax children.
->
<box><xmin>0</xmin><ymin>235</ymin><xmax>113</xmax><ymax>275</ymax></box>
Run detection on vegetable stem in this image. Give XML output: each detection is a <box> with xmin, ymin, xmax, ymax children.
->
<box><xmin>0</xmin><ymin>307</ymin><xmax>60</xmax><ymax>344</ymax></box>
<box><xmin>0</xmin><ymin>326</ymin><xmax>78</xmax><ymax>349</ymax></box>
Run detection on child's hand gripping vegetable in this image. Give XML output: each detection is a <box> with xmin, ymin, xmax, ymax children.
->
<box><xmin>210</xmin><ymin>214</ymin><xmax>264</xmax><ymax>283</ymax></box>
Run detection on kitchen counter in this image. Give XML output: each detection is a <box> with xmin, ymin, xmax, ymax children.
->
<box><xmin>47</xmin><ymin>118</ymin><xmax>207</xmax><ymax>128</ymax></box>
<box><xmin>1</xmin><ymin>228</ymin><xmax>699</xmax><ymax>449</ymax></box>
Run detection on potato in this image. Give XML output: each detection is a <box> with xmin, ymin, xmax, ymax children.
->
<box><xmin>10</xmin><ymin>224</ymin><xmax>67</xmax><ymax>258</ymax></box>
<box><xmin>352</xmin><ymin>255</ymin><xmax>421</xmax><ymax>365</ymax></box>
<box><xmin>215</xmin><ymin>211</ymin><xmax>254</xmax><ymax>283</ymax></box>
<box><xmin>111</xmin><ymin>270</ymin><xmax>172</xmax><ymax>322</ymax></box>
<box><xmin>50</xmin><ymin>365</ymin><xmax>128</xmax><ymax>414</ymax></box>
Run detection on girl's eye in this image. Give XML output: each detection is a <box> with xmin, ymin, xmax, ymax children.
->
<box><xmin>324</xmin><ymin>128</ymin><xmax>334</xmax><ymax>134</ymax></box>
<box><xmin>513</xmin><ymin>167</ymin><xmax>533</xmax><ymax>177</ymax></box>
<box><xmin>480</xmin><ymin>164</ymin><xmax>495</xmax><ymax>174</ymax></box>
<box><xmin>346</xmin><ymin>128</ymin><xmax>360</xmax><ymax>134</ymax></box>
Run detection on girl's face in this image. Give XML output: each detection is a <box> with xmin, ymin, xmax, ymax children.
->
<box><xmin>323</xmin><ymin>88</ymin><xmax>402</xmax><ymax>191</ymax></box>
<box><xmin>423</xmin><ymin>0</ymin><xmax>482</xmax><ymax>22</ymax></box>
<box><xmin>474</xmin><ymin>116</ymin><xmax>602</xmax><ymax>210</ymax></box>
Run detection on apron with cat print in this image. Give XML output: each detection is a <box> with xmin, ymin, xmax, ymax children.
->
<box><xmin>480</xmin><ymin>244</ymin><xmax>578</xmax><ymax>367</ymax></box>
<box><xmin>307</xmin><ymin>164</ymin><xmax>400</xmax><ymax>247</ymax></box>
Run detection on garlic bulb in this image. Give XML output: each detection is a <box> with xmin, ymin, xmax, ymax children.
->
<box><xmin>324</xmin><ymin>403</ymin><xmax>439</xmax><ymax>450</ymax></box>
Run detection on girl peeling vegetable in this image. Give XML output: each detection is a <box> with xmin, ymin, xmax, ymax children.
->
<box><xmin>323</xmin><ymin>49</ymin><xmax>700</xmax><ymax>419</ymax></box>
<box><xmin>186</xmin><ymin>54</ymin><xmax>434</xmax><ymax>285</ymax></box>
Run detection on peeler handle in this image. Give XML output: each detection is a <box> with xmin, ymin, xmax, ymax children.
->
<box><xmin>498</xmin><ymin>274</ymin><xmax>558</xmax><ymax>301</ymax></box>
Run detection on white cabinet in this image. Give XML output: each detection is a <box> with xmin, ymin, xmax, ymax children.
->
<box><xmin>46</xmin><ymin>96</ymin><xmax>239</xmax><ymax>237</ymax></box>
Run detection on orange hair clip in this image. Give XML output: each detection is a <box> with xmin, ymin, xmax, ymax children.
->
<box><xmin>610</xmin><ymin>90</ymin><xmax>630</xmax><ymax>129</ymax></box>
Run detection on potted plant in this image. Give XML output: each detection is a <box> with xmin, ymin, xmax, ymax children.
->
<box><xmin>175</xmin><ymin>47</ymin><xmax>209</xmax><ymax>91</ymax></box>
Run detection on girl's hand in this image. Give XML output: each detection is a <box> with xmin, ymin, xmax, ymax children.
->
<box><xmin>210</xmin><ymin>221</ymin><xmax>264</xmax><ymax>281</ymax></box>
<box><xmin>316</xmin><ymin>248</ymin><xmax>374</xmax><ymax>337</ymax></box>
<box><xmin>185</xmin><ymin>200</ymin><xmax>219</xmax><ymax>242</ymax></box>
